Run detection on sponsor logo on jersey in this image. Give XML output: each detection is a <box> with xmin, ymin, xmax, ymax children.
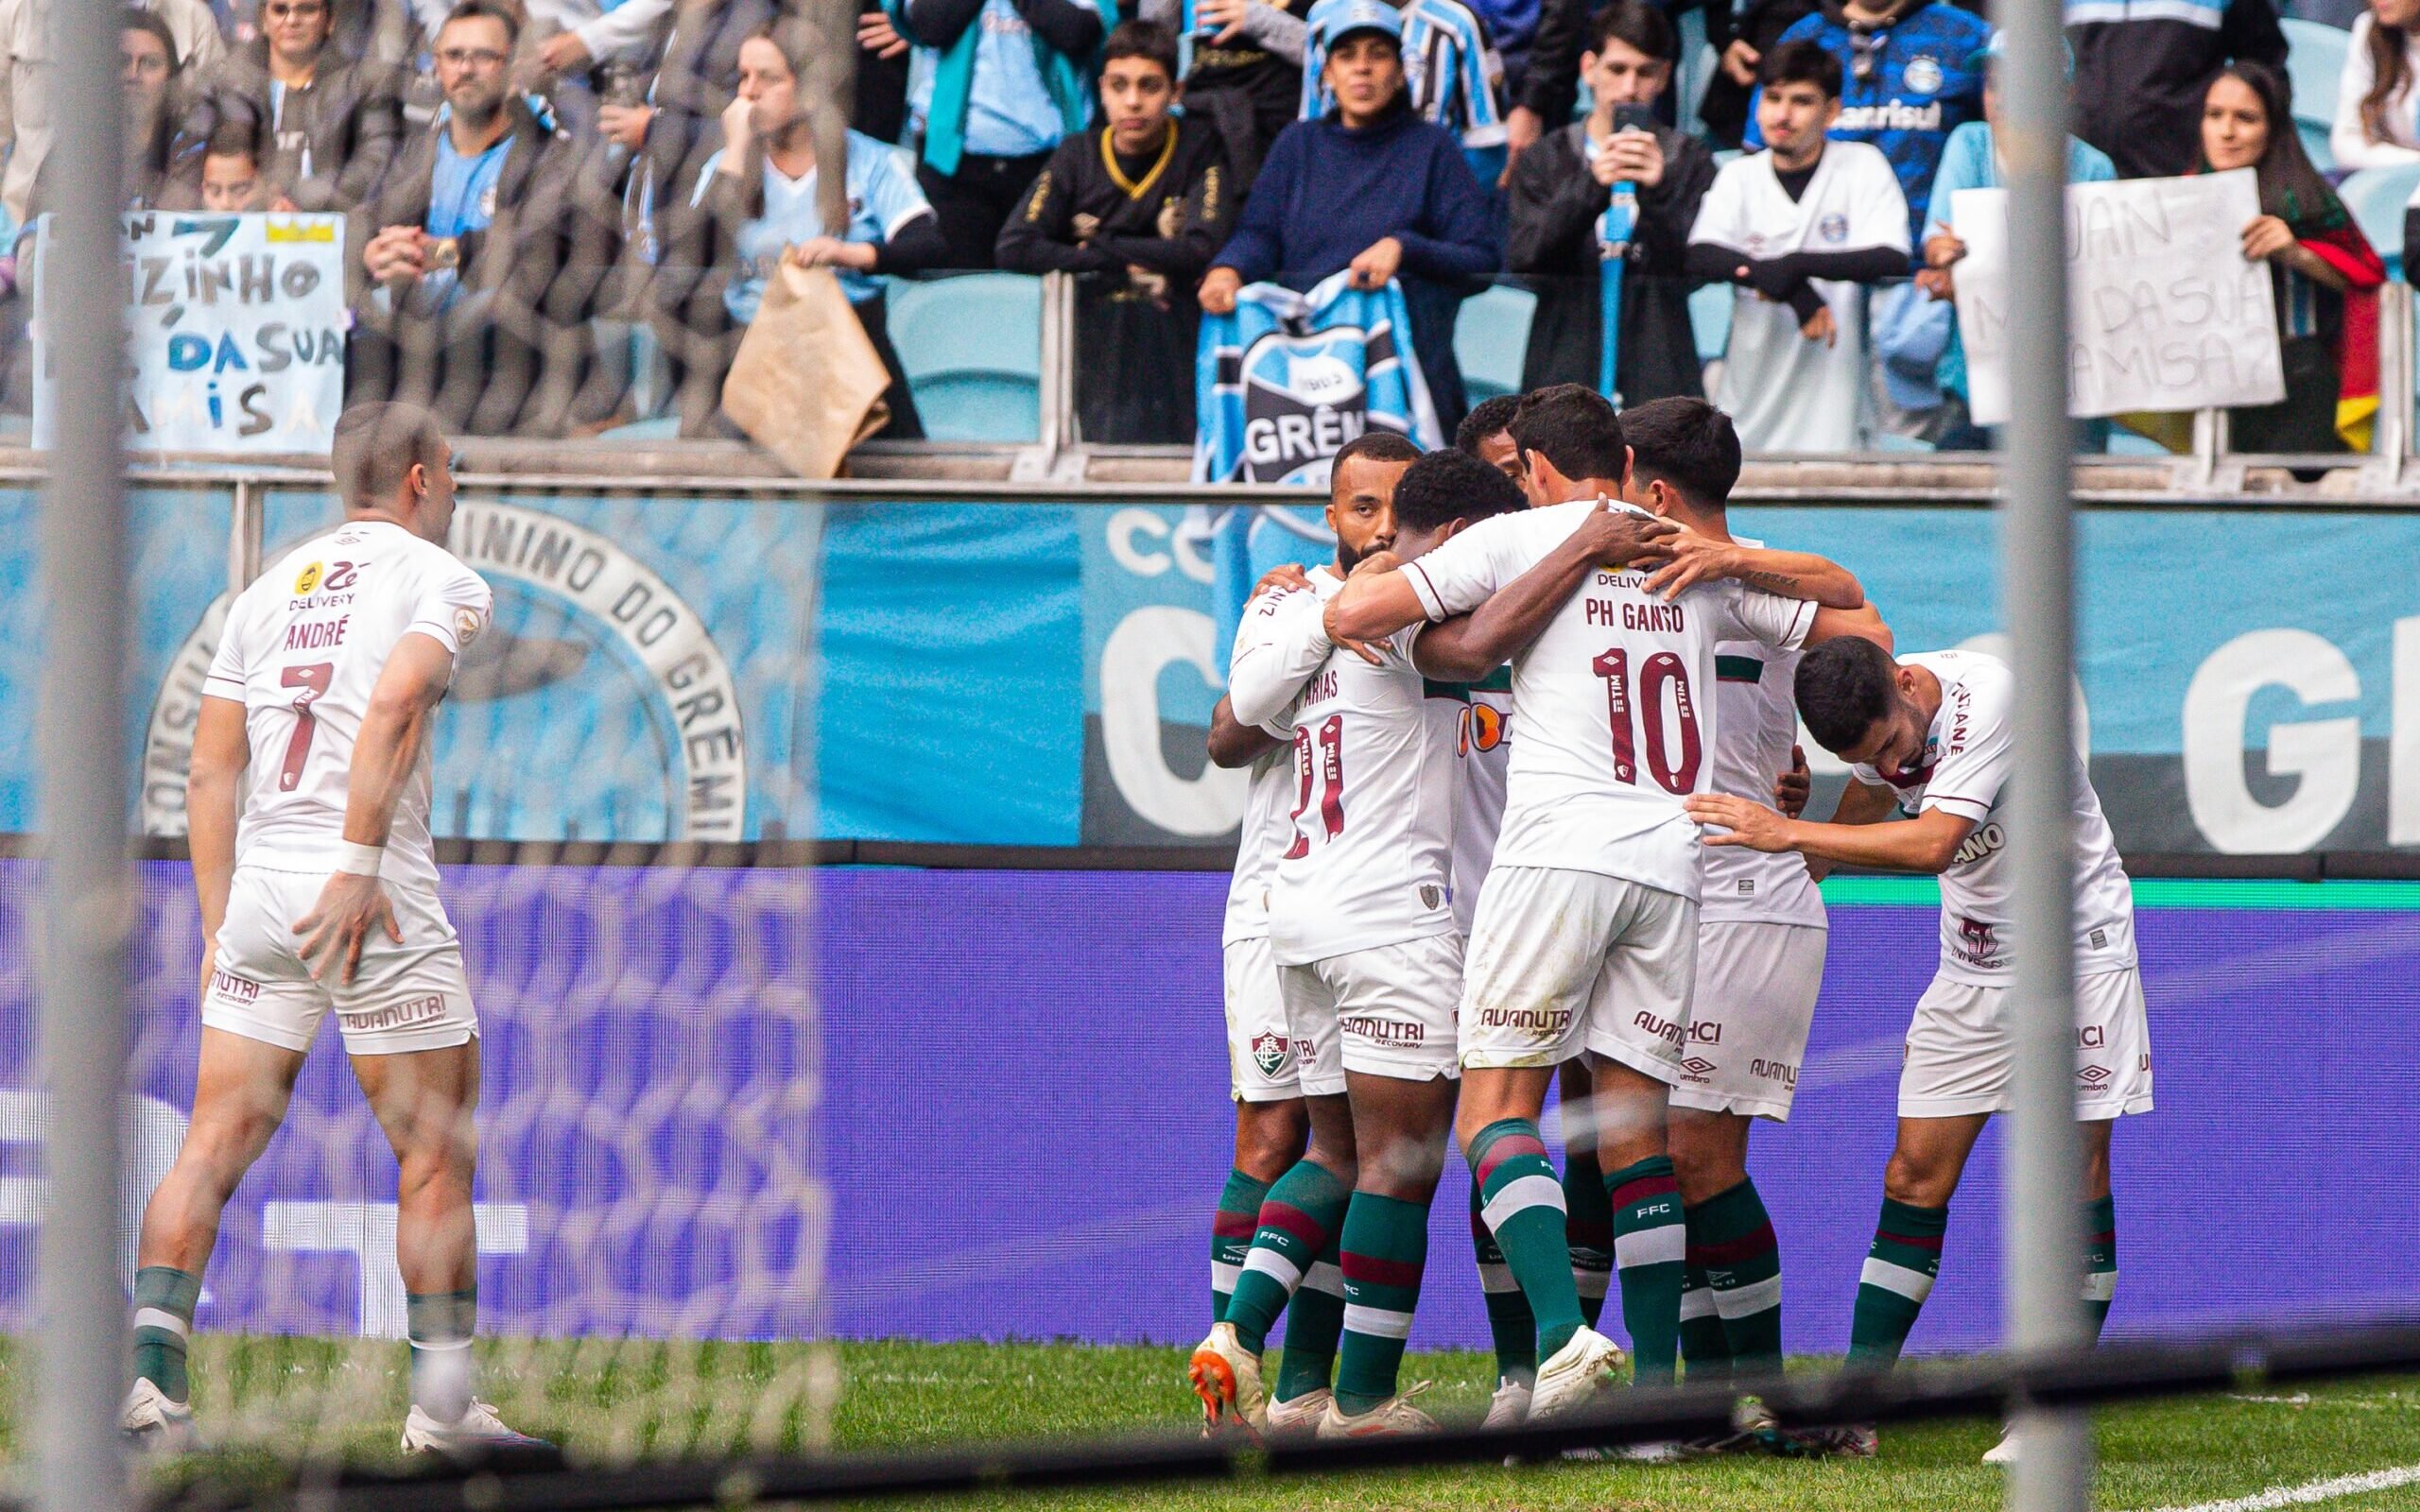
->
<box><xmin>1689</xmin><ymin>1020</ymin><xmax>1721</xmax><ymax>1044</ymax></box>
<box><xmin>208</xmin><ymin>966</ymin><xmax>260</xmax><ymax>1004</ymax></box>
<box><xmin>1418</xmin><ymin>883</ymin><xmax>1443</xmax><ymax>911</ymax></box>
<box><xmin>1476</xmin><ymin>1005</ymin><xmax>1570</xmax><ymax>1036</ymax></box>
<box><xmin>1903</xmin><ymin>54</ymin><xmax>1944</xmax><ymax>94</ymax></box>
<box><xmin>1750</xmin><ymin>1057</ymin><xmax>1798</xmax><ymax>1087</ymax></box>
<box><xmin>1340</xmin><ymin>1014</ymin><xmax>1423</xmax><ymax>1046</ymax></box>
<box><xmin>1818</xmin><ymin>212</ymin><xmax>1850</xmax><ymax>244</ymax></box>
<box><xmin>1680</xmin><ymin>1056</ymin><xmax>1717</xmax><ymax>1080</ymax></box>
<box><xmin>2076</xmin><ymin>1063</ymin><xmax>2111</xmax><ymax>1087</ymax></box>
<box><xmin>337</xmin><ymin>992</ymin><xmax>450</xmax><ymax>1033</ymax></box>
<box><xmin>2078</xmin><ymin>1024</ymin><xmax>2105</xmax><ymax>1049</ymax></box>
<box><xmin>1833</xmin><ymin>100</ymin><xmax>1944</xmax><ymax>132</ymax></box>
<box><xmin>455</xmin><ymin>606</ymin><xmax>484</xmax><ymax>646</ymax></box>
<box><xmin>1250</xmin><ymin>1028</ymin><xmax>1291</xmax><ymax>1077</ymax></box>
<box><xmin>1633</xmin><ymin>1010</ymin><xmax>1685</xmax><ymax>1048</ymax></box>
<box><xmin>293</xmin><ymin>560</ymin><xmax>323</xmax><ymax>595</ymax></box>
<box><xmin>1950</xmin><ymin>819</ymin><xmax>2005</xmax><ymax>868</ymax></box>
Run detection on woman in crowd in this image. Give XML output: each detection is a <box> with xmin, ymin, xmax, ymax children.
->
<box><xmin>2331</xmin><ymin>0</ymin><xmax>2420</xmax><ymax>169</ymax></box>
<box><xmin>655</xmin><ymin>17</ymin><xmax>945</xmax><ymax>436</ymax></box>
<box><xmin>174</xmin><ymin>0</ymin><xmax>403</xmax><ymax>213</ymax></box>
<box><xmin>2201</xmin><ymin>60</ymin><xmax>2386</xmax><ymax>454</ymax></box>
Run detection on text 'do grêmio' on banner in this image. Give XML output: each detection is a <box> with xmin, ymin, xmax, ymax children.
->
<box><xmin>1951</xmin><ymin>169</ymin><xmax>2287</xmax><ymax>426</ymax></box>
<box><xmin>30</xmin><ymin>211</ymin><xmax>348</xmax><ymax>455</ymax></box>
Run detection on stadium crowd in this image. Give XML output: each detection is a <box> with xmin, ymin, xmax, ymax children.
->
<box><xmin>0</xmin><ymin>0</ymin><xmax>2401</xmax><ymax>446</ymax></box>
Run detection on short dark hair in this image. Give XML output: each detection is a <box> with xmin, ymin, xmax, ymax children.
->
<box><xmin>332</xmin><ymin>403</ymin><xmax>449</xmax><ymax>510</ymax></box>
<box><xmin>1510</xmin><ymin>384</ymin><xmax>1627</xmax><ymax>485</ymax></box>
<box><xmin>1587</xmin><ymin>0</ymin><xmax>1673</xmax><ymax>63</ymax></box>
<box><xmin>1758</xmin><ymin>37</ymin><xmax>1841</xmax><ymax>98</ymax></box>
<box><xmin>1393</xmin><ymin>447</ymin><xmax>1526</xmax><ymax>534</ymax></box>
<box><xmin>202</xmin><ymin>121</ymin><xmax>261</xmax><ymax>163</ymax></box>
<box><xmin>1794</xmin><ymin>636</ymin><xmax>1899</xmax><ymax>755</ymax></box>
<box><xmin>440</xmin><ymin>0</ymin><xmax>520</xmax><ymax>47</ymax></box>
<box><xmin>1100</xmin><ymin>20</ymin><xmax>1179</xmax><ymax>81</ymax></box>
<box><xmin>119</xmin><ymin>8</ymin><xmax>182</xmax><ymax>72</ymax></box>
<box><xmin>1331</xmin><ymin>430</ymin><xmax>1424</xmax><ymax>482</ymax></box>
<box><xmin>1453</xmin><ymin>394</ymin><xmax>1521</xmax><ymax>457</ymax></box>
<box><xmin>1620</xmin><ymin>397</ymin><xmax>1740</xmax><ymax>513</ymax></box>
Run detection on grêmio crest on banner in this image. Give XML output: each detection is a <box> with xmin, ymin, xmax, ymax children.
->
<box><xmin>31</xmin><ymin>212</ymin><xmax>347</xmax><ymax>453</ymax></box>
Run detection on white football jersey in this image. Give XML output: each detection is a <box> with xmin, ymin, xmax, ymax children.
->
<box><xmin>1700</xmin><ymin>537</ymin><xmax>1824</xmax><ymax>928</ymax></box>
<box><xmin>1406</xmin><ymin>498</ymin><xmax>1815</xmax><ymax>901</ymax></box>
<box><xmin>1266</xmin><ymin>575</ymin><xmax>1457</xmax><ymax>966</ymax></box>
<box><xmin>1222</xmin><ymin>567</ymin><xmax>1344</xmax><ymax>945</ymax></box>
<box><xmin>203</xmin><ymin>519</ymin><xmax>492</xmax><ymax>894</ymax></box>
<box><xmin>1448</xmin><ymin>667</ymin><xmax>1512</xmax><ymax>936</ymax></box>
<box><xmin>1847</xmin><ymin>649</ymin><xmax>2135</xmax><ymax>985</ymax></box>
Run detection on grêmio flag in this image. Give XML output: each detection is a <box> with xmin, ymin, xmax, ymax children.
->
<box><xmin>1192</xmin><ymin>269</ymin><xmax>1443</xmax><ymax>487</ymax></box>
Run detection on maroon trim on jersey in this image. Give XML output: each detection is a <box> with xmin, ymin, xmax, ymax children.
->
<box><xmin>1407</xmin><ymin>559</ymin><xmax>1443</xmax><ymax>618</ymax></box>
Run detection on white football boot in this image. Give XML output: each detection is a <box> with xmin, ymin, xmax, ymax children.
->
<box><xmin>1481</xmin><ymin>1377</ymin><xmax>1533</xmax><ymax>1431</ymax></box>
<box><xmin>1187</xmin><ymin>1321</ymin><xmax>1268</xmax><ymax>1434</ymax></box>
<box><xmin>122</xmin><ymin>1379</ymin><xmax>197</xmax><ymax>1453</ymax></box>
<box><xmin>1262</xmin><ymin>1387</ymin><xmax>1332</xmax><ymax>1438</ymax></box>
<box><xmin>1315</xmin><ymin>1383</ymin><xmax>1439</xmax><ymax>1439</ymax></box>
<box><xmin>1528</xmin><ymin>1327</ymin><xmax>1627</xmax><ymax>1420</ymax></box>
<box><xmin>400</xmin><ymin>1400</ymin><xmax>552</xmax><ymax>1457</ymax></box>
<box><xmin>1983</xmin><ymin>1423</ymin><xmax>2020</xmax><ymax>1464</ymax></box>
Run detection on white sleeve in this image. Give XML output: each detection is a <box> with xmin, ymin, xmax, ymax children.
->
<box><xmin>402</xmin><ymin>558</ymin><xmax>493</xmax><ymax>658</ymax></box>
<box><xmin>1402</xmin><ymin>513</ymin><xmax>1519</xmax><ymax>620</ymax></box>
<box><xmin>1920</xmin><ymin>670</ymin><xmax>2013</xmax><ymax>822</ymax></box>
<box><xmin>1716</xmin><ymin>584</ymin><xmax>1815</xmax><ymax>653</ymax></box>
<box><xmin>1850</xmin><ymin>147</ymin><xmax>1911</xmax><ymax>254</ymax></box>
<box><xmin>1687</xmin><ymin>160</ymin><xmax>1750</xmax><ymax>250</ymax></box>
<box><xmin>1227</xmin><ymin>585</ymin><xmax>1332</xmax><ymax>730</ymax></box>
<box><xmin>575</xmin><ymin>0</ymin><xmax>675</xmax><ymax>64</ymax></box>
<box><xmin>202</xmin><ymin>593</ymin><xmax>252</xmax><ymax>702</ymax></box>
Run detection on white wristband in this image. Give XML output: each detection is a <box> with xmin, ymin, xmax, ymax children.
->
<box><xmin>334</xmin><ymin>842</ymin><xmax>386</xmax><ymax>878</ymax></box>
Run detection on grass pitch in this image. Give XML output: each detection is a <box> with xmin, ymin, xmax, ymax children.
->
<box><xmin>113</xmin><ymin>1338</ymin><xmax>2420</xmax><ymax>1510</ymax></box>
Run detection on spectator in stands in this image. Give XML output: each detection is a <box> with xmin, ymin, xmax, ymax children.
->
<box><xmin>1506</xmin><ymin>1</ymin><xmax>1714</xmax><ymax>403</ymax></box>
<box><xmin>855</xmin><ymin>0</ymin><xmax>913</xmax><ymax>142</ymax></box>
<box><xmin>1454</xmin><ymin>389</ymin><xmax>1522</xmax><ymax>474</ymax></box>
<box><xmin>995</xmin><ymin>22</ymin><xmax>1230</xmax><ymax>442</ymax></box>
<box><xmin>349</xmin><ymin>0</ymin><xmax>622</xmax><ymax>434</ymax></box>
<box><xmin>1913</xmin><ymin>30</ymin><xmax>2114</xmax><ymax>447</ymax></box>
<box><xmin>2333</xmin><ymin>0</ymin><xmax>2420</xmax><ymax>167</ymax></box>
<box><xmin>1201</xmin><ymin>0</ymin><xmax>1499</xmax><ymax>431</ymax></box>
<box><xmin>1697</xmin><ymin>0</ymin><xmax>1824</xmax><ymax>148</ymax></box>
<box><xmin>2068</xmin><ymin>0</ymin><xmax>2286</xmax><ymax>179</ymax></box>
<box><xmin>0</xmin><ymin>0</ymin><xmax>227</xmax><ymax>226</ymax></box>
<box><xmin>1686</xmin><ymin>40</ymin><xmax>1909</xmax><ymax>452</ymax></box>
<box><xmin>2200</xmin><ymin>60</ymin><xmax>2386</xmax><ymax>453</ymax></box>
<box><xmin>199</xmin><ymin>121</ymin><xmax>276</xmax><ymax>209</ymax></box>
<box><xmin>656</xmin><ymin>18</ymin><xmax>944</xmax><ymax>436</ymax></box>
<box><xmin>1295</xmin><ymin>0</ymin><xmax>1509</xmax><ymax>188</ymax></box>
<box><xmin>174</xmin><ymin>0</ymin><xmax>401</xmax><ymax>213</ymax></box>
<box><xmin>1134</xmin><ymin>0</ymin><xmax>1305</xmax><ymax>193</ymax></box>
<box><xmin>95</xmin><ymin>9</ymin><xmax>190</xmax><ymax>212</ymax></box>
<box><xmin>517</xmin><ymin>0</ymin><xmax>675</xmax><ymax>83</ymax></box>
<box><xmin>612</xmin><ymin>0</ymin><xmax>774</xmax><ymax>236</ymax></box>
<box><xmin>887</xmin><ymin>0</ymin><xmax>1117</xmax><ymax>268</ymax></box>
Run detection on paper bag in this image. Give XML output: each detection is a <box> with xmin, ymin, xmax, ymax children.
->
<box><xmin>720</xmin><ymin>262</ymin><xmax>890</xmax><ymax>477</ymax></box>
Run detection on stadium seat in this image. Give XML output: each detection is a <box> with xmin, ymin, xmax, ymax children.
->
<box><xmin>1455</xmin><ymin>284</ymin><xmax>1537</xmax><ymax>404</ymax></box>
<box><xmin>2283</xmin><ymin>18</ymin><xmax>2350</xmax><ymax>157</ymax></box>
<box><xmin>1689</xmin><ymin>283</ymin><xmax>1732</xmax><ymax>366</ymax></box>
<box><xmin>2337</xmin><ymin>163</ymin><xmax>2420</xmax><ymax>280</ymax></box>
<box><xmin>885</xmin><ymin>273</ymin><xmax>1044</xmax><ymax>442</ymax></box>
<box><xmin>596</xmin><ymin>416</ymin><xmax>682</xmax><ymax>442</ymax></box>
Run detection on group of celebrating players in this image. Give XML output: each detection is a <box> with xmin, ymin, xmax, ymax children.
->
<box><xmin>1187</xmin><ymin>384</ymin><xmax>2152</xmax><ymax>1458</ymax></box>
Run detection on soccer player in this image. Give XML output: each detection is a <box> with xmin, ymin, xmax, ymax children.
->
<box><xmin>1192</xmin><ymin>430</ymin><xmax>1420</xmax><ymax>1435</ymax></box>
<box><xmin>124</xmin><ymin>404</ymin><xmax>544</xmax><ymax>1455</ymax></box>
<box><xmin>1685</xmin><ymin>638</ymin><xmax>2150</xmax><ymax>1461</ymax></box>
<box><xmin>1454</xmin><ymin>393</ymin><xmax>1523</xmax><ymax>482</ymax></box>
<box><xmin>1326</xmin><ymin>384</ymin><xmax>1881</xmax><ymax>1421</ymax></box>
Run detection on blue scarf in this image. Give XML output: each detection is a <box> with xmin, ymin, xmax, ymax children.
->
<box><xmin>890</xmin><ymin>0</ymin><xmax>1120</xmax><ymax>175</ymax></box>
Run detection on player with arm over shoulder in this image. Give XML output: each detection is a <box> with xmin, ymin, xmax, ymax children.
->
<box><xmin>1191</xmin><ymin>431</ymin><xmax>1419</xmax><ymax>1435</ymax></box>
<box><xmin>124</xmin><ymin>404</ymin><xmax>546</xmax><ymax>1458</ymax></box>
<box><xmin>1685</xmin><ymin>638</ymin><xmax>2147</xmax><ymax>1461</ymax></box>
<box><xmin>1323</xmin><ymin>385</ymin><xmax>1881</xmax><ymax>1424</ymax></box>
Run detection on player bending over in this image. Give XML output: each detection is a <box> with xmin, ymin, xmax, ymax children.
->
<box><xmin>124</xmin><ymin>404</ymin><xmax>544</xmax><ymax>1456</ymax></box>
<box><xmin>1685</xmin><ymin>638</ymin><xmax>2150</xmax><ymax>1462</ymax></box>
<box><xmin>1327</xmin><ymin>385</ymin><xmax>1883</xmax><ymax>1424</ymax></box>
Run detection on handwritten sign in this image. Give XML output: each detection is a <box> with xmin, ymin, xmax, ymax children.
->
<box><xmin>1952</xmin><ymin>170</ymin><xmax>2285</xmax><ymax>424</ymax></box>
<box><xmin>33</xmin><ymin>212</ymin><xmax>349</xmax><ymax>455</ymax></box>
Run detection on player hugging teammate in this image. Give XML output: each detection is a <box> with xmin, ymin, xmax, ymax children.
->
<box><xmin>1186</xmin><ymin>385</ymin><xmax>2152</xmax><ymax>1462</ymax></box>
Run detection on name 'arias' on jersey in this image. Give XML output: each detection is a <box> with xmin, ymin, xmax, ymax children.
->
<box><xmin>202</xmin><ymin>519</ymin><xmax>493</xmax><ymax>894</ymax></box>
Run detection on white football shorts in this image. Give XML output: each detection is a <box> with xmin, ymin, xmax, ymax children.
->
<box><xmin>1670</xmin><ymin>921</ymin><xmax>1828</xmax><ymax>1122</ymax></box>
<box><xmin>1223</xmin><ymin>936</ymin><xmax>1302</xmax><ymax>1104</ymax></box>
<box><xmin>1898</xmin><ymin>967</ymin><xmax>2154</xmax><ymax>1120</ymax></box>
<box><xmin>1277</xmin><ymin>932</ymin><xmax>1463</xmax><ymax>1095</ymax></box>
<box><xmin>204</xmin><ymin>865</ymin><xmax>480</xmax><ymax>1056</ymax></box>
<box><xmin>1459</xmin><ymin>866</ymin><xmax>1698</xmax><ymax>1082</ymax></box>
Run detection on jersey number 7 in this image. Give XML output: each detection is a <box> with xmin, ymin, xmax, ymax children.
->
<box><xmin>277</xmin><ymin>662</ymin><xmax>336</xmax><ymax>792</ymax></box>
<box><xmin>1592</xmin><ymin>648</ymin><xmax>1702</xmax><ymax>795</ymax></box>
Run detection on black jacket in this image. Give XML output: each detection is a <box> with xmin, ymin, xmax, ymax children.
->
<box><xmin>1506</xmin><ymin>120</ymin><xmax>1712</xmax><ymax>403</ymax></box>
<box><xmin>175</xmin><ymin>40</ymin><xmax>404</xmax><ymax>213</ymax></box>
<box><xmin>994</xmin><ymin>117</ymin><xmax>1231</xmax><ymax>284</ymax></box>
<box><xmin>2069</xmin><ymin>0</ymin><xmax>2287</xmax><ymax>178</ymax></box>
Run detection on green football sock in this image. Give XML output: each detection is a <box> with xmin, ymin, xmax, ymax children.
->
<box><xmin>1212</xmin><ymin>1168</ymin><xmax>1271</xmax><ymax>1323</ymax></box>
<box><xmin>1847</xmin><ymin>1198</ymin><xmax>1947</xmax><ymax>1370</ymax></box>
<box><xmin>132</xmin><ymin>1265</ymin><xmax>202</xmax><ymax>1404</ymax></box>
<box><xmin>1692</xmin><ymin>1177</ymin><xmax>1784</xmax><ymax>1378</ymax></box>
<box><xmin>1471</xmin><ymin>1181</ymin><xmax>1536</xmax><ymax>1386</ymax></box>
<box><xmin>1564</xmin><ymin>1146</ymin><xmax>1613</xmax><ymax>1330</ymax></box>
<box><xmin>1467</xmin><ymin>1119</ymin><xmax>1585</xmax><ymax>1359</ymax></box>
<box><xmin>1334</xmin><ymin>1192</ymin><xmax>1429</xmax><ymax>1415</ymax></box>
<box><xmin>1678</xmin><ymin>1263</ymin><xmax>1730</xmax><ymax>1384</ymax></box>
<box><xmin>1273</xmin><ymin>1234</ymin><xmax>1343</xmax><ymax>1403</ymax></box>
<box><xmin>2083</xmin><ymin>1194</ymin><xmax>2117</xmax><ymax>1342</ymax></box>
<box><xmin>1224</xmin><ymin>1159</ymin><xmax>1351</xmax><ymax>1354</ymax></box>
<box><xmin>406</xmin><ymin>1288</ymin><xmax>476</xmax><ymax>1422</ymax></box>
<box><xmin>1606</xmin><ymin>1157</ymin><xmax>1685</xmax><ymax>1383</ymax></box>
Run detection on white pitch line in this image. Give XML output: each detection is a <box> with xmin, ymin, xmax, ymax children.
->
<box><xmin>2148</xmin><ymin>1464</ymin><xmax>2420</xmax><ymax>1512</ymax></box>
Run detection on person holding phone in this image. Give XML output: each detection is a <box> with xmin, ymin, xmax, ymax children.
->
<box><xmin>1504</xmin><ymin>1</ymin><xmax>1713</xmax><ymax>403</ymax></box>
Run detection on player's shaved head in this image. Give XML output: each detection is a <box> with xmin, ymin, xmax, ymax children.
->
<box><xmin>1330</xmin><ymin>429</ymin><xmax>1423</xmax><ymax>491</ymax></box>
<box><xmin>1795</xmin><ymin>635</ymin><xmax>1901</xmax><ymax>756</ymax></box>
<box><xmin>1392</xmin><ymin>448</ymin><xmax>1524</xmax><ymax>538</ymax></box>
<box><xmin>1510</xmin><ymin>385</ymin><xmax>1629</xmax><ymax>499</ymax></box>
<box><xmin>334</xmin><ymin>403</ymin><xmax>449</xmax><ymax>511</ymax></box>
<box><xmin>1621</xmin><ymin>396</ymin><xmax>1741</xmax><ymax>523</ymax></box>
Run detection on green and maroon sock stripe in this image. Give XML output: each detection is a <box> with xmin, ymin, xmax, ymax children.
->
<box><xmin>1678</xmin><ymin>1265</ymin><xmax>1729</xmax><ymax>1383</ymax></box>
<box><xmin>1334</xmin><ymin>1192</ymin><xmax>1429</xmax><ymax>1414</ymax></box>
<box><xmin>1847</xmin><ymin>1198</ymin><xmax>1947</xmax><ymax>1369</ymax></box>
<box><xmin>2083</xmin><ymin>1194</ymin><xmax>2118</xmax><ymax>1342</ymax></box>
<box><xmin>1224</xmin><ymin>1159</ymin><xmax>1350</xmax><ymax>1354</ymax></box>
<box><xmin>1564</xmin><ymin>1147</ymin><xmax>1614</xmax><ymax>1329</ymax></box>
<box><xmin>1212</xmin><ymin>1169</ymin><xmax>1271</xmax><ymax>1322</ymax></box>
<box><xmin>1467</xmin><ymin>1118</ymin><xmax>1586</xmax><ymax>1359</ymax></box>
<box><xmin>1274</xmin><ymin>1234</ymin><xmax>1345</xmax><ymax>1404</ymax></box>
<box><xmin>1690</xmin><ymin>1177</ymin><xmax>1784</xmax><ymax>1377</ymax></box>
<box><xmin>1471</xmin><ymin>1181</ymin><xmax>1536</xmax><ymax>1384</ymax></box>
<box><xmin>1607</xmin><ymin>1157</ymin><xmax>1686</xmax><ymax>1383</ymax></box>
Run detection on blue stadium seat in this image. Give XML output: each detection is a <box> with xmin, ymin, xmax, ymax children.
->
<box><xmin>2283</xmin><ymin>18</ymin><xmax>2350</xmax><ymax>149</ymax></box>
<box><xmin>2338</xmin><ymin>163</ymin><xmax>2420</xmax><ymax>280</ymax></box>
<box><xmin>1689</xmin><ymin>283</ymin><xmax>1732</xmax><ymax>366</ymax></box>
<box><xmin>1455</xmin><ymin>284</ymin><xmax>1536</xmax><ymax>403</ymax></box>
<box><xmin>2303</xmin><ymin>119</ymin><xmax>2338</xmax><ymax>178</ymax></box>
<box><xmin>885</xmin><ymin>273</ymin><xmax>1044</xmax><ymax>442</ymax></box>
<box><xmin>596</xmin><ymin>416</ymin><xmax>682</xmax><ymax>442</ymax></box>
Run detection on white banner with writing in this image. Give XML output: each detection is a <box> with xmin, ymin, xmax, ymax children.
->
<box><xmin>1952</xmin><ymin>169</ymin><xmax>2285</xmax><ymax>424</ymax></box>
<box><xmin>33</xmin><ymin>211</ymin><xmax>348</xmax><ymax>454</ymax></box>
